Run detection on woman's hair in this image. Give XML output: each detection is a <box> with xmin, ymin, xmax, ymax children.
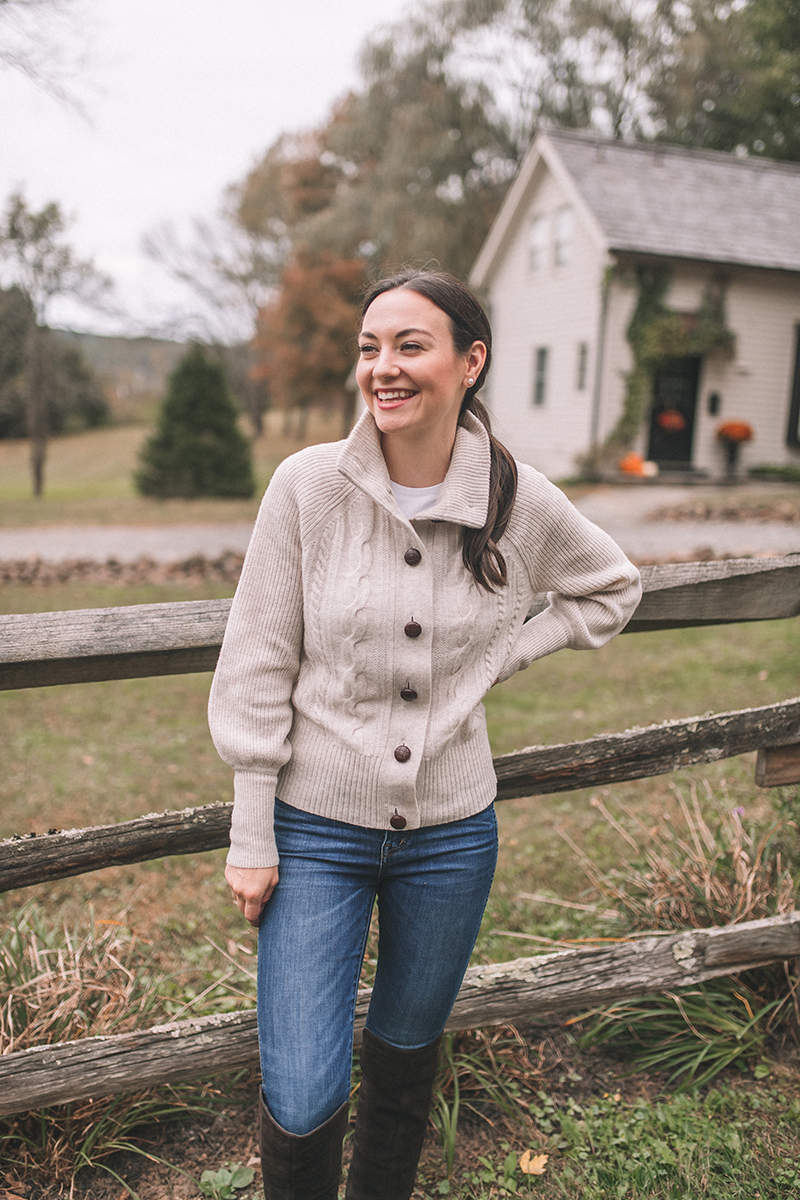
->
<box><xmin>361</xmin><ymin>268</ymin><xmax>518</xmax><ymax>592</ymax></box>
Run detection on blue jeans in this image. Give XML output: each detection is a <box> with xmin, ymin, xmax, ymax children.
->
<box><xmin>257</xmin><ymin>798</ymin><xmax>498</xmax><ymax>1134</ymax></box>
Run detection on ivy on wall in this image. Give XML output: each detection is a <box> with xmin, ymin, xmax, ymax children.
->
<box><xmin>603</xmin><ymin>265</ymin><xmax>736</xmax><ymax>455</ymax></box>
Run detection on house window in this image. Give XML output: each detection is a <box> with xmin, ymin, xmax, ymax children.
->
<box><xmin>528</xmin><ymin>215</ymin><xmax>548</xmax><ymax>272</ymax></box>
<box><xmin>554</xmin><ymin>206</ymin><xmax>573</xmax><ymax>266</ymax></box>
<box><xmin>533</xmin><ymin>347</ymin><xmax>549</xmax><ymax>406</ymax></box>
<box><xmin>788</xmin><ymin>326</ymin><xmax>800</xmax><ymax>448</ymax></box>
<box><xmin>576</xmin><ymin>342</ymin><xmax>588</xmax><ymax>391</ymax></box>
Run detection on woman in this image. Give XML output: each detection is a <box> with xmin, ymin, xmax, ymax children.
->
<box><xmin>208</xmin><ymin>269</ymin><xmax>641</xmax><ymax>1200</ymax></box>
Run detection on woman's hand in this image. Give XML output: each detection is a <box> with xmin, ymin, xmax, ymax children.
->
<box><xmin>225</xmin><ymin>863</ymin><xmax>279</xmax><ymax>927</ymax></box>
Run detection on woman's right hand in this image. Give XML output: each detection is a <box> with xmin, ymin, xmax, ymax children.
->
<box><xmin>225</xmin><ymin>863</ymin><xmax>279</xmax><ymax>927</ymax></box>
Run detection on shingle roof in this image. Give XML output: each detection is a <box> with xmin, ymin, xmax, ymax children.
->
<box><xmin>547</xmin><ymin>129</ymin><xmax>800</xmax><ymax>272</ymax></box>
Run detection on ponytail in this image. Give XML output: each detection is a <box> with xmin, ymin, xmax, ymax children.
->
<box><xmin>361</xmin><ymin>268</ymin><xmax>518</xmax><ymax>591</ymax></box>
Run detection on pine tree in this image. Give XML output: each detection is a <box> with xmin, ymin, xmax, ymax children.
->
<box><xmin>135</xmin><ymin>344</ymin><xmax>255</xmax><ymax>499</ymax></box>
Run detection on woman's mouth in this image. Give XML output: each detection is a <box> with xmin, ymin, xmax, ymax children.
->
<box><xmin>374</xmin><ymin>389</ymin><xmax>417</xmax><ymax>408</ymax></box>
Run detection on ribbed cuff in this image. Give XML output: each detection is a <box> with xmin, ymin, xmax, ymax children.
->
<box><xmin>225</xmin><ymin>771</ymin><xmax>279</xmax><ymax>868</ymax></box>
<box><xmin>495</xmin><ymin>607</ymin><xmax>572</xmax><ymax>683</ymax></box>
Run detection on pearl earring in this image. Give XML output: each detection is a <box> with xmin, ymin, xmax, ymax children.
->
<box><xmin>466</xmin><ymin>377</ymin><xmax>474</xmax><ymax>386</ymax></box>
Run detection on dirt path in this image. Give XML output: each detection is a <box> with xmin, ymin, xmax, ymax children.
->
<box><xmin>0</xmin><ymin>522</ymin><xmax>256</xmax><ymax>563</ymax></box>
<box><xmin>2</xmin><ymin>484</ymin><xmax>800</xmax><ymax>564</ymax></box>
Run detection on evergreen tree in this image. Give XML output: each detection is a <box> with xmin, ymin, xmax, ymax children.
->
<box><xmin>135</xmin><ymin>344</ymin><xmax>255</xmax><ymax>499</ymax></box>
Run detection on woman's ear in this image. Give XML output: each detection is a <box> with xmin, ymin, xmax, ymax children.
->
<box><xmin>466</xmin><ymin>341</ymin><xmax>487</xmax><ymax>383</ymax></box>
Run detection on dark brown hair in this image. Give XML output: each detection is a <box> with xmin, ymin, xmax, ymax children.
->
<box><xmin>361</xmin><ymin>268</ymin><xmax>517</xmax><ymax>591</ymax></box>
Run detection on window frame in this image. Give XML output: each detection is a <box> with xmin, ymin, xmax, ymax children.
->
<box><xmin>554</xmin><ymin>205</ymin><xmax>574</xmax><ymax>267</ymax></box>
<box><xmin>576</xmin><ymin>341</ymin><xmax>588</xmax><ymax>391</ymax></box>
<box><xmin>533</xmin><ymin>346</ymin><xmax>549</xmax><ymax>407</ymax></box>
<box><xmin>528</xmin><ymin>214</ymin><xmax>548</xmax><ymax>273</ymax></box>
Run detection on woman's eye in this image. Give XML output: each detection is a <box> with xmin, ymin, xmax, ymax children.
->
<box><xmin>359</xmin><ymin>344</ymin><xmax>377</xmax><ymax>355</ymax></box>
<box><xmin>400</xmin><ymin>342</ymin><xmax>422</xmax><ymax>352</ymax></box>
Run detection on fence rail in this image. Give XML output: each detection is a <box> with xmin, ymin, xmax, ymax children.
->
<box><xmin>1</xmin><ymin>911</ymin><xmax>798</xmax><ymax>1116</ymax></box>
<box><xmin>2</xmin><ymin>551</ymin><xmax>800</xmax><ymax>1114</ymax></box>
<box><xmin>2</xmin><ymin>556</ymin><xmax>799</xmax><ymax>691</ymax></box>
<box><xmin>3</xmin><ymin>695</ymin><xmax>800</xmax><ymax>893</ymax></box>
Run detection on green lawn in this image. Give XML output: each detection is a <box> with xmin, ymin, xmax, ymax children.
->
<box><xmin>2</xmin><ymin>524</ymin><xmax>800</xmax><ymax>1198</ymax></box>
<box><xmin>0</xmin><ymin>412</ymin><xmax>345</xmax><ymax>525</ymax></box>
<box><xmin>1</xmin><ymin>578</ymin><xmax>797</xmax><ymax>964</ymax></box>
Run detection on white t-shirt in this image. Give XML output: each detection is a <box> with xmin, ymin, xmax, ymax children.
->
<box><xmin>389</xmin><ymin>480</ymin><xmax>442</xmax><ymax>520</ymax></box>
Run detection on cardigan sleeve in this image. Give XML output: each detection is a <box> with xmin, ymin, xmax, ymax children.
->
<box><xmin>496</xmin><ymin>471</ymin><xmax>642</xmax><ymax>683</ymax></box>
<box><xmin>207</xmin><ymin>460</ymin><xmax>304</xmax><ymax>867</ymax></box>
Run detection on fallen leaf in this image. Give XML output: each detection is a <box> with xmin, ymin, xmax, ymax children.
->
<box><xmin>519</xmin><ymin>1150</ymin><xmax>548</xmax><ymax>1175</ymax></box>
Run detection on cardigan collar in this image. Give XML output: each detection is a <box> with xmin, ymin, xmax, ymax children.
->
<box><xmin>336</xmin><ymin>409</ymin><xmax>491</xmax><ymax>530</ymax></box>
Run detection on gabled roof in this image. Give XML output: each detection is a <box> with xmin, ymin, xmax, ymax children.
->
<box><xmin>471</xmin><ymin>129</ymin><xmax>800</xmax><ymax>286</ymax></box>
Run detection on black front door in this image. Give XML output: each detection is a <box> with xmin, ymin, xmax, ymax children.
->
<box><xmin>646</xmin><ymin>356</ymin><xmax>701</xmax><ymax>466</ymax></box>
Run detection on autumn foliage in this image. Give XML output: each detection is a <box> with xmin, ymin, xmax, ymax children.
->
<box><xmin>251</xmin><ymin>249</ymin><xmax>366</xmax><ymax>434</ymax></box>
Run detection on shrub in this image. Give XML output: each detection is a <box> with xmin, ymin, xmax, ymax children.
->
<box><xmin>135</xmin><ymin>344</ymin><xmax>255</xmax><ymax>499</ymax></box>
<box><xmin>571</xmin><ymin>783</ymin><xmax>800</xmax><ymax>1088</ymax></box>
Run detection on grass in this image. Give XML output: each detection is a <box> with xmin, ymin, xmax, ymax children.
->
<box><xmin>1</xmin><ymin>513</ymin><xmax>800</xmax><ymax>1194</ymax></box>
<box><xmin>0</xmin><ymin>902</ymin><xmax>253</xmax><ymax>1191</ymax></box>
<box><xmin>1</xmin><ymin>578</ymin><xmax>798</xmax><ymax>958</ymax></box>
<box><xmin>0</xmin><ymin>409</ymin><xmax>345</xmax><ymax>525</ymax></box>
<box><xmin>449</xmin><ymin>1086</ymin><xmax>800</xmax><ymax>1199</ymax></box>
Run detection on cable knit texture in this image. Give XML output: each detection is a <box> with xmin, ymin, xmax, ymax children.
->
<box><xmin>208</xmin><ymin>410</ymin><xmax>642</xmax><ymax>867</ymax></box>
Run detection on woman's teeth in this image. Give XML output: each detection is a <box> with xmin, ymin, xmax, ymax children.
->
<box><xmin>377</xmin><ymin>390</ymin><xmax>415</xmax><ymax>403</ymax></box>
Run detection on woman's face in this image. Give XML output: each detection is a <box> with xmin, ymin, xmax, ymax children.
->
<box><xmin>356</xmin><ymin>288</ymin><xmax>486</xmax><ymax>446</ymax></box>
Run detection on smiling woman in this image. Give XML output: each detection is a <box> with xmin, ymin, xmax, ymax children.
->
<box><xmin>356</xmin><ymin>288</ymin><xmax>487</xmax><ymax>485</ymax></box>
<box><xmin>207</xmin><ymin>267</ymin><xmax>641</xmax><ymax>1200</ymax></box>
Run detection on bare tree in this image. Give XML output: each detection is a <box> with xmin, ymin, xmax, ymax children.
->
<box><xmin>142</xmin><ymin>203</ymin><xmax>285</xmax><ymax>434</ymax></box>
<box><xmin>0</xmin><ymin>0</ymin><xmax>89</xmax><ymax>107</ymax></box>
<box><xmin>0</xmin><ymin>190</ymin><xmax>111</xmax><ymax>496</ymax></box>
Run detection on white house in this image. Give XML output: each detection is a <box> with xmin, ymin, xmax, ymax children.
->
<box><xmin>469</xmin><ymin>129</ymin><xmax>800</xmax><ymax>480</ymax></box>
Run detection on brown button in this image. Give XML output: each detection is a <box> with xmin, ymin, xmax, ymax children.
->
<box><xmin>404</xmin><ymin>621</ymin><xmax>422</xmax><ymax>638</ymax></box>
<box><xmin>394</xmin><ymin>744</ymin><xmax>411</xmax><ymax>762</ymax></box>
<box><xmin>400</xmin><ymin>687</ymin><xmax>418</xmax><ymax>701</ymax></box>
<box><xmin>390</xmin><ymin>812</ymin><xmax>407</xmax><ymax>830</ymax></box>
<box><xmin>404</xmin><ymin>548</ymin><xmax>422</xmax><ymax>566</ymax></box>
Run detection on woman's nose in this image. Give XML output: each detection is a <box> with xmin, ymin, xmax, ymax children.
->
<box><xmin>373</xmin><ymin>349</ymin><xmax>401</xmax><ymax>378</ymax></box>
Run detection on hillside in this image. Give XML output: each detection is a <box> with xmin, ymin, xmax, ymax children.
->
<box><xmin>55</xmin><ymin>331</ymin><xmax>187</xmax><ymax>424</ymax></box>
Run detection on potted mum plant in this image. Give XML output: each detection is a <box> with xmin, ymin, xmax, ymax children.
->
<box><xmin>716</xmin><ymin>420</ymin><xmax>753</xmax><ymax>480</ymax></box>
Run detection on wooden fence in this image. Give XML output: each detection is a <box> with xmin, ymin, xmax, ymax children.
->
<box><xmin>1</xmin><ymin>554</ymin><xmax>800</xmax><ymax>1117</ymax></box>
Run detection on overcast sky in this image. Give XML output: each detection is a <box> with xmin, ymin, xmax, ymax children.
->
<box><xmin>0</xmin><ymin>0</ymin><xmax>414</xmax><ymax>335</ymax></box>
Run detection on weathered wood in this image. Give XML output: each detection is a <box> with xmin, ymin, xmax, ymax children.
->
<box><xmin>756</xmin><ymin>742</ymin><xmax>800</xmax><ymax>787</ymax></box>
<box><xmin>0</xmin><ymin>599</ymin><xmax>229</xmax><ymax>690</ymax></box>
<box><xmin>2</xmin><ymin>911</ymin><xmax>798</xmax><ymax>1116</ymax></box>
<box><xmin>628</xmin><ymin>555</ymin><xmax>800</xmax><ymax>631</ymax></box>
<box><xmin>2</xmin><ymin>557</ymin><xmax>799</xmax><ymax>691</ymax></box>
<box><xmin>0</xmin><ymin>803</ymin><xmax>234</xmax><ymax>893</ymax></box>
<box><xmin>493</xmin><ymin>695</ymin><xmax>800</xmax><ymax>800</ymax></box>
<box><xmin>4</xmin><ymin>696</ymin><xmax>800</xmax><ymax>892</ymax></box>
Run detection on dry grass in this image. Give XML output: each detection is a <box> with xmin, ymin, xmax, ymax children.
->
<box><xmin>571</xmin><ymin>780</ymin><xmax>799</xmax><ymax>932</ymax></box>
<box><xmin>0</xmin><ymin>903</ymin><xmax>255</xmax><ymax>1190</ymax></box>
<box><xmin>0</xmin><ymin>904</ymin><xmax>165</xmax><ymax>1054</ymax></box>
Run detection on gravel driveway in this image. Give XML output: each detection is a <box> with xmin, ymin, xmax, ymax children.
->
<box><xmin>0</xmin><ymin>522</ymin><xmax>256</xmax><ymax>563</ymax></box>
<box><xmin>571</xmin><ymin>485</ymin><xmax>800</xmax><ymax>560</ymax></box>
<box><xmin>1</xmin><ymin>485</ymin><xmax>800</xmax><ymax>563</ymax></box>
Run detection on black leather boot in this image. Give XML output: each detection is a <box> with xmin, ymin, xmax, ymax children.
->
<box><xmin>345</xmin><ymin>1028</ymin><xmax>442</xmax><ymax>1200</ymax></box>
<box><xmin>259</xmin><ymin>1089</ymin><xmax>348</xmax><ymax>1200</ymax></box>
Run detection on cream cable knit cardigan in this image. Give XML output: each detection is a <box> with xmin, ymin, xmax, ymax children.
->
<box><xmin>208</xmin><ymin>410</ymin><xmax>642</xmax><ymax>868</ymax></box>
